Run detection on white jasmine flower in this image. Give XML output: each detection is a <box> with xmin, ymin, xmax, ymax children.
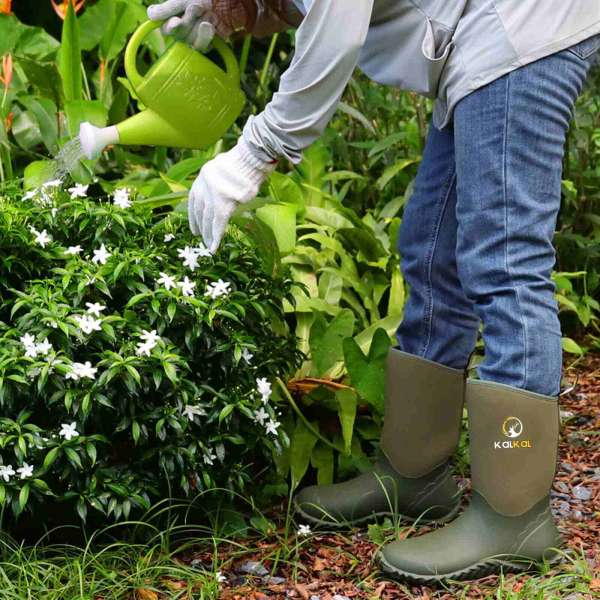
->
<box><xmin>256</xmin><ymin>377</ymin><xmax>272</xmax><ymax>402</ymax></box>
<box><xmin>177</xmin><ymin>246</ymin><xmax>200</xmax><ymax>271</ymax></box>
<box><xmin>20</xmin><ymin>333</ymin><xmax>36</xmax><ymax>349</ymax></box>
<box><xmin>241</xmin><ymin>348</ymin><xmax>254</xmax><ymax>364</ymax></box>
<box><xmin>68</xmin><ymin>183</ymin><xmax>88</xmax><ymax>199</ymax></box>
<box><xmin>178</xmin><ymin>276</ymin><xmax>196</xmax><ymax>297</ymax></box>
<box><xmin>59</xmin><ymin>422</ymin><xmax>79</xmax><ymax>441</ymax></box>
<box><xmin>203</xmin><ymin>448</ymin><xmax>217</xmax><ymax>465</ymax></box>
<box><xmin>183</xmin><ymin>404</ymin><xmax>206</xmax><ymax>422</ymax></box>
<box><xmin>21</xmin><ymin>333</ymin><xmax>40</xmax><ymax>358</ymax></box>
<box><xmin>65</xmin><ymin>361</ymin><xmax>97</xmax><ymax>381</ymax></box>
<box><xmin>254</xmin><ymin>406</ymin><xmax>269</xmax><ymax>426</ymax></box>
<box><xmin>73</xmin><ymin>314</ymin><xmax>102</xmax><ymax>335</ymax></box>
<box><xmin>164</xmin><ymin>233</ymin><xmax>175</xmax><ymax>242</ymax></box>
<box><xmin>34</xmin><ymin>229</ymin><xmax>52</xmax><ymax>248</ymax></box>
<box><xmin>92</xmin><ymin>244</ymin><xmax>111</xmax><ymax>265</ymax></box>
<box><xmin>194</xmin><ymin>242</ymin><xmax>212</xmax><ymax>257</ymax></box>
<box><xmin>0</xmin><ymin>465</ymin><xmax>15</xmax><ymax>482</ymax></box>
<box><xmin>157</xmin><ymin>272</ymin><xmax>177</xmax><ymax>291</ymax></box>
<box><xmin>135</xmin><ymin>330</ymin><xmax>160</xmax><ymax>356</ymax></box>
<box><xmin>135</xmin><ymin>342</ymin><xmax>153</xmax><ymax>357</ymax></box>
<box><xmin>22</xmin><ymin>190</ymin><xmax>37</xmax><ymax>201</ymax></box>
<box><xmin>85</xmin><ymin>302</ymin><xmax>106</xmax><ymax>317</ymax></box>
<box><xmin>36</xmin><ymin>338</ymin><xmax>53</xmax><ymax>356</ymax></box>
<box><xmin>113</xmin><ymin>188</ymin><xmax>132</xmax><ymax>209</ymax></box>
<box><xmin>204</xmin><ymin>279</ymin><xmax>231</xmax><ymax>300</ymax></box>
<box><xmin>42</xmin><ymin>179</ymin><xmax>62</xmax><ymax>189</ymax></box>
<box><xmin>265</xmin><ymin>419</ymin><xmax>280</xmax><ymax>436</ymax></box>
<box><xmin>297</xmin><ymin>524</ymin><xmax>312</xmax><ymax>537</ymax></box>
<box><xmin>65</xmin><ymin>245</ymin><xmax>83</xmax><ymax>255</ymax></box>
<box><xmin>16</xmin><ymin>463</ymin><xmax>34</xmax><ymax>479</ymax></box>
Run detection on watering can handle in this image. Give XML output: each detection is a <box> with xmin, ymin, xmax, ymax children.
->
<box><xmin>124</xmin><ymin>20</ymin><xmax>241</xmax><ymax>94</ymax></box>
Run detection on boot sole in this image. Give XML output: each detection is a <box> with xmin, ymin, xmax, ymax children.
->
<box><xmin>378</xmin><ymin>550</ymin><xmax>563</xmax><ymax>584</ymax></box>
<box><xmin>293</xmin><ymin>498</ymin><xmax>462</xmax><ymax>530</ymax></box>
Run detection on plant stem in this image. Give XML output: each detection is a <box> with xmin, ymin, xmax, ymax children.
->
<box><xmin>258</xmin><ymin>33</ymin><xmax>279</xmax><ymax>98</ymax></box>
<box><xmin>276</xmin><ymin>377</ymin><xmax>343</xmax><ymax>453</ymax></box>
<box><xmin>240</xmin><ymin>35</ymin><xmax>252</xmax><ymax>74</ymax></box>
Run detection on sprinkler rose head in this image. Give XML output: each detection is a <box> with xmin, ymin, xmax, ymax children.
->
<box><xmin>79</xmin><ymin>122</ymin><xmax>120</xmax><ymax>160</ymax></box>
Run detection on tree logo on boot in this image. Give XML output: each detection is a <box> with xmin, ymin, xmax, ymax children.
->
<box><xmin>502</xmin><ymin>416</ymin><xmax>523</xmax><ymax>439</ymax></box>
<box><xmin>494</xmin><ymin>416</ymin><xmax>531</xmax><ymax>449</ymax></box>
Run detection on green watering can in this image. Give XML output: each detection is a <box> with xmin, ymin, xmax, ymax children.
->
<box><xmin>79</xmin><ymin>20</ymin><xmax>245</xmax><ymax>159</ymax></box>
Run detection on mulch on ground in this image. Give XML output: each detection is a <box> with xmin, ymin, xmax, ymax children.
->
<box><xmin>180</xmin><ymin>353</ymin><xmax>600</xmax><ymax>599</ymax></box>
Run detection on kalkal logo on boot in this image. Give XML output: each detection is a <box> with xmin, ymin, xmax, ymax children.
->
<box><xmin>502</xmin><ymin>416</ymin><xmax>523</xmax><ymax>438</ymax></box>
<box><xmin>493</xmin><ymin>416</ymin><xmax>532</xmax><ymax>449</ymax></box>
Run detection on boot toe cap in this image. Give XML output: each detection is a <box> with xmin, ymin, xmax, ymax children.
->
<box><xmin>380</xmin><ymin>543</ymin><xmax>443</xmax><ymax>578</ymax></box>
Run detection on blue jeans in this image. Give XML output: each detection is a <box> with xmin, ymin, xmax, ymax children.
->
<box><xmin>396</xmin><ymin>35</ymin><xmax>600</xmax><ymax>396</ymax></box>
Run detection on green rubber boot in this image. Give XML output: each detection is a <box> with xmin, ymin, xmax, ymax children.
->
<box><xmin>294</xmin><ymin>348</ymin><xmax>465</xmax><ymax>527</ymax></box>
<box><xmin>379</xmin><ymin>379</ymin><xmax>564</xmax><ymax>583</ymax></box>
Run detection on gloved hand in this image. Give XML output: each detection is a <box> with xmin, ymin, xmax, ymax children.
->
<box><xmin>147</xmin><ymin>0</ymin><xmax>222</xmax><ymax>51</ymax></box>
<box><xmin>188</xmin><ymin>138</ymin><xmax>278</xmax><ymax>254</ymax></box>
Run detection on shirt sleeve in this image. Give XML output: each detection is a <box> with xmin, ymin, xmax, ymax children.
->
<box><xmin>242</xmin><ymin>0</ymin><xmax>374</xmax><ymax>164</ymax></box>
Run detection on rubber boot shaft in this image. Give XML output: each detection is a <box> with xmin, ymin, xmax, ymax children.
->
<box><xmin>381</xmin><ymin>348</ymin><xmax>466</xmax><ymax>478</ymax></box>
<box><xmin>467</xmin><ymin>379</ymin><xmax>560</xmax><ymax>516</ymax></box>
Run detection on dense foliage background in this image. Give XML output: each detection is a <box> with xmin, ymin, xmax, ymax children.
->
<box><xmin>0</xmin><ymin>0</ymin><xmax>598</xmax><ymax>526</ymax></box>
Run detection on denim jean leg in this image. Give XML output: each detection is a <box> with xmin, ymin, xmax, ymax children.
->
<box><xmin>453</xmin><ymin>47</ymin><xmax>593</xmax><ymax>396</ymax></box>
<box><xmin>396</xmin><ymin>123</ymin><xmax>480</xmax><ymax>369</ymax></box>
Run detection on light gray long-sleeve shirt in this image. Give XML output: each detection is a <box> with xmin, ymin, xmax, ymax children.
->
<box><xmin>243</xmin><ymin>0</ymin><xmax>600</xmax><ymax>165</ymax></box>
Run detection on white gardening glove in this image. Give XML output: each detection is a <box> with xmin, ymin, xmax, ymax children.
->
<box><xmin>188</xmin><ymin>138</ymin><xmax>278</xmax><ymax>254</ymax></box>
<box><xmin>147</xmin><ymin>0</ymin><xmax>221</xmax><ymax>51</ymax></box>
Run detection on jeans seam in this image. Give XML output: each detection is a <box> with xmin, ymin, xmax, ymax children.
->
<box><xmin>502</xmin><ymin>75</ymin><xmax>528</xmax><ymax>389</ymax></box>
<box><xmin>420</xmin><ymin>165</ymin><xmax>457</xmax><ymax>358</ymax></box>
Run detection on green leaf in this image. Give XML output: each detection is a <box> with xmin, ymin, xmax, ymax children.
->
<box><xmin>309</xmin><ymin>309</ymin><xmax>355</xmax><ymax>376</ymax></box>
<box><xmin>58</xmin><ymin>0</ymin><xmax>83</xmax><ymax>102</ymax></box>
<box><xmin>31</xmin><ymin>479</ymin><xmax>52</xmax><ymax>495</ymax></box>
<box><xmin>219</xmin><ymin>404</ymin><xmax>235</xmax><ymax>423</ymax></box>
<box><xmin>337</xmin><ymin>227</ymin><xmax>386</xmax><ymax>262</ymax></box>
<box><xmin>310</xmin><ymin>442</ymin><xmax>334</xmax><ymax>486</ymax></box>
<box><xmin>86</xmin><ymin>442</ymin><xmax>97</xmax><ymax>465</ymax></box>
<box><xmin>376</xmin><ymin>158</ymin><xmax>417</xmax><ymax>191</ymax></box>
<box><xmin>256</xmin><ymin>203</ymin><xmax>298</xmax><ymax>254</ymax></box>
<box><xmin>132</xmin><ymin>421</ymin><xmax>141</xmax><ymax>444</ymax></box>
<box><xmin>562</xmin><ymin>337</ymin><xmax>584</xmax><ymax>355</ymax></box>
<box><xmin>76</xmin><ymin>497</ymin><xmax>87</xmax><ymax>522</ymax></box>
<box><xmin>290</xmin><ymin>420</ymin><xmax>318</xmax><ymax>489</ymax></box>
<box><xmin>0</xmin><ymin>15</ymin><xmax>59</xmax><ymax>58</ymax></box>
<box><xmin>64</xmin><ymin>447</ymin><xmax>83</xmax><ymax>469</ymax></box>
<box><xmin>64</xmin><ymin>99</ymin><xmax>108</xmax><ymax>138</ymax></box>
<box><xmin>42</xmin><ymin>447</ymin><xmax>60</xmax><ymax>471</ymax></box>
<box><xmin>335</xmin><ymin>388</ymin><xmax>357</xmax><ymax>454</ymax></box>
<box><xmin>163</xmin><ymin>362</ymin><xmax>178</xmax><ymax>383</ymax></box>
<box><xmin>18</xmin><ymin>96</ymin><xmax>58</xmax><ymax>155</ymax></box>
<box><xmin>100</xmin><ymin>1</ymin><xmax>145</xmax><ymax>61</ymax></box>
<box><xmin>79</xmin><ymin>0</ymin><xmax>115</xmax><ymax>51</ymax></box>
<box><xmin>343</xmin><ymin>327</ymin><xmax>391</xmax><ymax>414</ymax></box>
<box><xmin>18</xmin><ymin>484</ymin><xmax>30</xmax><ymax>511</ymax></box>
<box><xmin>230</xmin><ymin>214</ymin><xmax>282</xmax><ymax>278</ymax></box>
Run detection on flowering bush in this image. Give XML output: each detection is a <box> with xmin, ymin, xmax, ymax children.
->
<box><xmin>0</xmin><ymin>181</ymin><xmax>303</xmax><ymax>525</ymax></box>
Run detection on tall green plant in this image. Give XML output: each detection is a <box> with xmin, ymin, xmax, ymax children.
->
<box><xmin>58</xmin><ymin>0</ymin><xmax>82</xmax><ymax>102</ymax></box>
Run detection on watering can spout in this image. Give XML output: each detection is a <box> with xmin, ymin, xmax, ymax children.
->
<box><xmin>79</xmin><ymin>122</ymin><xmax>120</xmax><ymax>160</ymax></box>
